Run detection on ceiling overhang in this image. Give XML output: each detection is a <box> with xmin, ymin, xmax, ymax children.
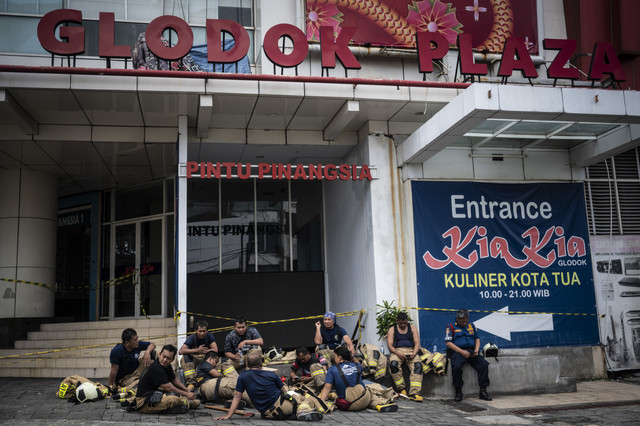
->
<box><xmin>0</xmin><ymin>70</ymin><xmax>461</xmax><ymax>196</ymax></box>
<box><xmin>397</xmin><ymin>83</ymin><xmax>640</xmax><ymax>167</ymax></box>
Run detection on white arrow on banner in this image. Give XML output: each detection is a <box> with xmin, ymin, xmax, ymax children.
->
<box><xmin>474</xmin><ymin>306</ymin><xmax>554</xmax><ymax>341</ymax></box>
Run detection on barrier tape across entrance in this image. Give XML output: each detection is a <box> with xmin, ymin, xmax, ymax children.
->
<box><xmin>0</xmin><ymin>306</ymin><xmax>604</xmax><ymax>364</ymax></box>
<box><xmin>0</xmin><ymin>271</ymin><xmax>138</xmax><ymax>293</ymax></box>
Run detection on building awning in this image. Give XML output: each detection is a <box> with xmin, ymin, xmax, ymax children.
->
<box><xmin>0</xmin><ymin>68</ymin><xmax>463</xmax><ymax>196</ymax></box>
<box><xmin>397</xmin><ymin>83</ymin><xmax>640</xmax><ymax>168</ymax></box>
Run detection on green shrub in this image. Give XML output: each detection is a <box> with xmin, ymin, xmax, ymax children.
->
<box><xmin>376</xmin><ymin>300</ymin><xmax>412</xmax><ymax>340</ymax></box>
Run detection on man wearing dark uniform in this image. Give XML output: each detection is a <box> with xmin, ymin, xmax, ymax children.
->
<box><xmin>215</xmin><ymin>352</ymin><xmax>323</xmax><ymax>421</ymax></box>
<box><xmin>314</xmin><ymin>311</ymin><xmax>355</xmax><ymax>365</ymax></box>
<box><xmin>196</xmin><ymin>350</ymin><xmax>251</xmax><ymax>406</ymax></box>
<box><xmin>290</xmin><ymin>346</ymin><xmax>327</xmax><ymax>393</ymax></box>
<box><xmin>135</xmin><ymin>345</ymin><xmax>200</xmax><ymax>414</ymax></box>
<box><xmin>107</xmin><ymin>328</ymin><xmax>156</xmax><ymax>390</ymax></box>
<box><xmin>445</xmin><ymin>309</ymin><xmax>492</xmax><ymax>402</ymax></box>
<box><xmin>179</xmin><ymin>320</ymin><xmax>218</xmax><ymax>390</ymax></box>
<box><xmin>224</xmin><ymin>318</ymin><xmax>264</xmax><ymax>370</ymax></box>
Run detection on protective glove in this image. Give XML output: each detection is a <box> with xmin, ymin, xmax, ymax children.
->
<box><xmin>146</xmin><ymin>390</ymin><xmax>163</xmax><ymax>407</ymax></box>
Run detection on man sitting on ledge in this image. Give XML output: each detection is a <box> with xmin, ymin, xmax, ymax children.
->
<box><xmin>445</xmin><ymin>309</ymin><xmax>492</xmax><ymax>402</ymax></box>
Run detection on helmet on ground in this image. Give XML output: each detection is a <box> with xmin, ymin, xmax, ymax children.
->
<box><xmin>76</xmin><ymin>382</ymin><xmax>99</xmax><ymax>403</ymax></box>
<box><xmin>482</xmin><ymin>343</ymin><xmax>499</xmax><ymax>358</ymax></box>
<box><xmin>264</xmin><ymin>346</ymin><xmax>283</xmax><ymax>362</ymax></box>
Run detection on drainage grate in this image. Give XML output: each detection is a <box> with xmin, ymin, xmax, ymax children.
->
<box><xmin>440</xmin><ymin>399</ymin><xmax>487</xmax><ymax>412</ymax></box>
<box><xmin>511</xmin><ymin>400</ymin><xmax>640</xmax><ymax>415</ymax></box>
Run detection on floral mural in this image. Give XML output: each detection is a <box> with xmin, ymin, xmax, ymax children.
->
<box><xmin>304</xmin><ymin>0</ymin><xmax>538</xmax><ymax>54</ymax></box>
<box><xmin>406</xmin><ymin>0</ymin><xmax>463</xmax><ymax>46</ymax></box>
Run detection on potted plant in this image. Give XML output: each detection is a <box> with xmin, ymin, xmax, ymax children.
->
<box><xmin>375</xmin><ymin>300</ymin><xmax>412</xmax><ymax>341</ymax></box>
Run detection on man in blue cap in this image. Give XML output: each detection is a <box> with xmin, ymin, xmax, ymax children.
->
<box><xmin>314</xmin><ymin>311</ymin><xmax>355</xmax><ymax>366</ymax></box>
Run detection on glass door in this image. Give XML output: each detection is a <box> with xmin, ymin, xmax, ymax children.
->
<box><xmin>111</xmin><ymin>219</ymin><xmax>164</xmax><ymax>318</ymax></box>
<box><xmin>113</xmin><ymin>223</ymin><xmax>136</xmax><ymax>317</ymax></box>
<box><xmin>140</xmin><ymin>219</ymin><xmax>163</xmax><ymax>316</ymax></box>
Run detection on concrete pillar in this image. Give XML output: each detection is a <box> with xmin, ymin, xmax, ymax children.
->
<box><xmin>0</xmin><ymin>169</ymin><xmax>58</xmax><ymax>318</ymax></box>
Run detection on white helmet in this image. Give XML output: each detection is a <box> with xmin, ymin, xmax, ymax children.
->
<box><xmin>264</xmin><ymin>347</ymin><xmax>283</xmax><ymax>362</ymax></box>
<box><xmin>482</xmin><ymin>343</ymin><xmax>499</xmax><ymax>359</ymax></box>
<box><xmin>76</xmin><ymin>382</ymin><xmax>99</xmax><ymax>403</ymax></box>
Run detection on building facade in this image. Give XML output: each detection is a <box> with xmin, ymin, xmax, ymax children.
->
<box><xmin>1</xmin><ymin>0</ymin><xmax>639</xmax><ymax>372</ymax></box>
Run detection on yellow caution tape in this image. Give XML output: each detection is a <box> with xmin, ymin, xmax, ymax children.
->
<box><xmin>0</xmin><ymin>277</ymin><xmax>55</xmax><ymax>290</ymax></box>
<box><xmin>0</xmin><ymin>271</ymin><xmax>138</xmax><ymax>294</ymax></box>
<box><xmin>0</xmin><ymin>306</ymin><xmax>604</xmax><ymax>363</ymax></box>
<box><xmin>174</xmin><ymin>311</ymin><xmax>238</xmax><ymax>323</ymax></box>
<box><xmin>409</xmin><ymin>306</ymin><xmax>604</xmax><ymax>317</ymax></box>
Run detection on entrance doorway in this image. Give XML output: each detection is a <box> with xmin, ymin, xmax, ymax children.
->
<box><xmin>55</xmin><ymin>208</ymin><xmax>92</xmax><ymax>321</ymax></box>
<box><xmin>111</xmin><ymin>219</ymin><xmax>163</xmax><ymax>318</ymax></box>
<box><xmin>100</xmin><ymin>179</ymin><xmax>174</xmax><ymax>319</ymax></box>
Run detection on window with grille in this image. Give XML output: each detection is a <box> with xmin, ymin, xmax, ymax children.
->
<box><xmin>585</xmin><ymin>147</ymin><xmax>640</xmax><ymax>235</ymax></box>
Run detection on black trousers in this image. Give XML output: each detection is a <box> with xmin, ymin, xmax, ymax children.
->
<box><xmin>450</xmin><ymin>352</ymin><xmax>490</xmax><ymax>389</ymax></box>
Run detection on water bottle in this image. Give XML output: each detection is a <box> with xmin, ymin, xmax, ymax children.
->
<box><xmin>433</xmin><ymin>345</ymin><xmax>437</xmax><ymax>353</ymax></box>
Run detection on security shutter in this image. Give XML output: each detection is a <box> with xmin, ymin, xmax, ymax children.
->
<box><xmin>585</xmin><ymin>148</ymin><xmax>640</xmax><ymax>236</ymax></box>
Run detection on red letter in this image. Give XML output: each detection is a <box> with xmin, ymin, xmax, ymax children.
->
<box><xmin>99</xmin><ymin>12</ymin><xmax>130</xmax><ymax>58</ymax></box>
<box><xmin>498</xmin><ymin>37</ymin><xmax>538</xmax><ymax>78</ymax></box>
<box><xmin>543</xmin><ymin>39</ymin><xmax>579</xmax><ymax>80</ymax></box>
<box><xmin>338</xmin><ymin>164</ymin><xmax>351</xmax><ymax>180</ymax></box>
<box><xmin>589</xmin><ymin>42</ymin><xmax>626</xmax><ymax>82</ymax></box>
<box><xmin>293</xmin><ymin>164</ymin><xmax>308</xmax><ymax>180</ymax></box>
<box><xmin>186</xmin><ymin>162</ymin><xmax>199</xmax><ymax>178</ymax></box>
<box><xmin>237</xmin><ymin>163</ymin><xmax>251</xmax><ymax>179</ymax></box>
<box><xmin>458</xmin><ymin>33</ymin><xmax>487</xmax><ymax>76</ymax></box>
<box><xmin>258</xmin><ymin>163</ymin><xmax>271</xmax><ymax>179</ymax></box>
<box><xmin>146</xmin><ymin>15</ymin><xmax>193</xmax><ymax>60</ymax></box>
<box><xmin>264</xmin><ymin>23</ymin><xmax>308</xmax><ymax>68</ymax></box>
<box><xmin>359</xmin><ymin>165</ymin><xmax>372</xmax><ymax>181</ymax></box>
<box><xmin>207</xmin><ymin>19</ymin><xmax>250</xmax><ymax>64</ymax></box>
<box><xmin>37</xmin><ymin>9</ymin><xmax>84</xmax><ymax>55</ymax></box>
<box><xmin>320</xmin><ymin>26</ymin><xmax>361</xmax><ymax>69</ymax></box>
<box><xmin>416</xmin><ymin>31</ymin><xmax>449</xmax><ymax>73</ymax></box>
<box><xmin>323</xmin><ymin>164</ymin><xmax>338</xmax><ymax>180</ymax></box>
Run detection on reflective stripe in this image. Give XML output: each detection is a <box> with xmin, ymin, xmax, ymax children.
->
<box><xmin>58</xmin><ymin>383</ymin><xmax>69</xmax><ymax>398</ymax></box>
<box><xmin>311</xmin><ymin>369</ymin><xmax>324</xmax><ymax>377</ymax></box>
<box><xmin>321</xmin><ymin>401</ymin><xmax>334</xmax><ymax>413</ymax></box>
<box><xmin>410</xmin><ymin>382</ymin><xmax>422</xmax><ymax>387</ymax></box>
<box><xmin>394</xmin><ymin>377</ymin><xmax>404</xmax><ymax>385</ymax></box>
<box><xmin>184</xmin><ymin>369</ymin><xmax>195</xmax><ymax>376</ymax></box>
<box><xmin>374</xmin><ymin>370</ymin><xmax>385</xmax><ymax>379</ymax></box>
<box><xmin>223</xmin><ymin>366</ymin><xmax>235</xmax><ymax>375</ymax></box>
<box><xmin>367</xmin><ymin>360</ymin><xmax>377</xmax><ymax>367</ymax></box>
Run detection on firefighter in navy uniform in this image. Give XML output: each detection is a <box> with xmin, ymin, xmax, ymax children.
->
<box><xmin>445</xmin><ymin>309</ymin><xmax>491</xmax><ymax>402</ymax></box>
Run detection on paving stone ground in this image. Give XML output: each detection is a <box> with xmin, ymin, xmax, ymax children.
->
<box><xmin>1</xmin><ymin>377</ymin><xmax>639</xmax><ymax>425</ymax></box>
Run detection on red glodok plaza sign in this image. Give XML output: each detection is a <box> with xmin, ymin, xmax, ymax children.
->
<box><xmin>37</xmin><ymin>9</ymin><xmax>625</xmax><ymax>83</ymax></box>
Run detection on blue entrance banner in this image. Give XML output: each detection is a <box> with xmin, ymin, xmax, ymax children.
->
<box><xmin>412</xmin><ymin>181</ymin><xmax>598</xmax><ymax>351</ymax></box>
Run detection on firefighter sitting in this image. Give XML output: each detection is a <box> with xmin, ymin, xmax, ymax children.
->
<box><xmin>386</xmin><ymin>312</ymin><xmax>423</xmax><ymax>402</ymax></box>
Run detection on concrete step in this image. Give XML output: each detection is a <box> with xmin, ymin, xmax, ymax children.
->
<box><xmin>23</xmin><ymin>327</ymin><xmax>173</xmax><ymax>345</ymax></box>
<box><xmin>39</xmin><ymin>318</ymin><xmax>175</xmax><ymax>332</ymax></box>
<box><xmin>0</xmin><ymin>348</ymin><xmax>111</xmax><ymax>358</ymax></box>
<box><xmin>28</xmin><ymin>328</ymin><xmax>125</xmax><ymax>340</ymax></box>
<box><xmin>0</xmin><ymin>366</ymin><xmax>110</xmax><ymax>379</ymax></box>
<box><xmin>14</xmin><ymin>332</ymin><xmax>174</xmax><ymax>349</ymax></box>
<box><xmin>0</xmin><ymin>318</ymin><xmax>178</xmax><ymax>379</ymax></box>
<box><xmin>0</xmin><ymin>356</ymin><xmax>111</xmax><ymax>369</ymax></box>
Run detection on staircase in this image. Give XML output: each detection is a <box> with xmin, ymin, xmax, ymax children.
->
<box><xmin>0</xmin><ymin>318</ymin><xmax>177</xmax><ymax>379</ymax></box>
